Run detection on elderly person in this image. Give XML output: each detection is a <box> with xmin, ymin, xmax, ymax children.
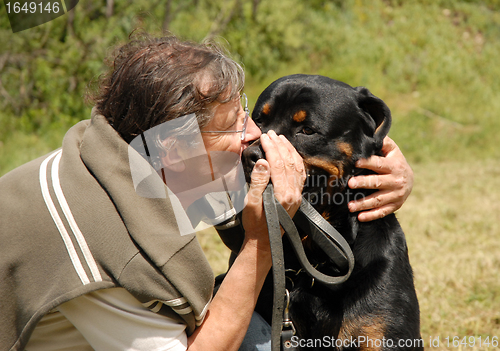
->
<box><xmin>0</xmin><ymin>34</ymin><xmax>412</xmax><ymax>351</ymax></box>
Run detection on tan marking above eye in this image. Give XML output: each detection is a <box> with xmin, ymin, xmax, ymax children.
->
<box><xmin>262</xmin><ymin>103</ymin><xmax>271</xmax><ymax>115</ymax></box>
<box><xmin>293</xmin><ymin>110</ymin><xmax>307</xmax><ymax>123</ymax></box>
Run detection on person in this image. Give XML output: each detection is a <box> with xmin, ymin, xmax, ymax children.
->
<box><xmin>0</xmin><ymin>33</ymin><xmax>413</xmax><ymax>351</ymax></box>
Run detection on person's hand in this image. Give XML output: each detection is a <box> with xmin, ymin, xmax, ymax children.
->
<box><xmin>347</xmin><ymin>136</ymin><xmax>413</xmax><ymax>222</ymax></box>
<box><xmin>242</xmin><ymin>130</ymin><xmax>306</xmax><ymax>251</ymax></box>
<box><xmin>262</xmin><ymin>130</ymin><xmax>306</xmax><ymax>218</ymax></box>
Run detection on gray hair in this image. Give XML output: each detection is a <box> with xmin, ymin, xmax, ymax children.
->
<box><xmin>88</xmin><ymin>32</ymin><xmax>245</xmax><ymax>144</ymax></box>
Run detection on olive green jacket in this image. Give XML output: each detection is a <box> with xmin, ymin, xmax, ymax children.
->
<box><xmin>0</xmin><ymin>111</ymin><xmax>214</xmax><ymax>351</ymax></box>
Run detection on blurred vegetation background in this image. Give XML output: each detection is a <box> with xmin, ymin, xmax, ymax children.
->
<box><xmin>1</xmin><ymin>0</ymin><xmax>499</xmax><ymax>348</ymax></box>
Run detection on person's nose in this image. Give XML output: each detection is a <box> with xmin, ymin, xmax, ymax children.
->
<box><xmin>243</xmin><ymin>116</ymin><xmax>262</xmax><ymax>144</ymax></box>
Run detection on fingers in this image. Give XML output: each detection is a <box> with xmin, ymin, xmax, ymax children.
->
<box><xmin>354</xmin><ymin>155</ymin><xmax>393</xmax><ymax>174</ymax></box>
<box><xmin>354</xmin><ymin>137</ymin><xmax>401</xmax><ymax>174</ymax></box>
<box><xmin>349</xmin><ymin>174</ymin><xmax>400</xmax><ymax>190</ymax></box>
<box><xmin>279</xmin><ymin>135</ymin><xmax>305</xmax><ymax>175</ymax></box>
<box><xmin>348</xmin><ymin>189</ymin><xmax>403</xmax><ymax>213</ymax></box>
<box><xmin>349</xmin><ymin>137</ymin><xmax>413</xmax><ymax>221</ymax></box>
<box><xmin>356</xmin><ymin>203</ymin><xmax>399</xmax><ymax>222</ymax></box>
<box><xmin>260</xmin><ymin>130</ymin><xmax>305</xmax><ymax>217</ymax></box>
<box><xmin>241</xmin><ymin>159</ymin><xmax>272</xmax><ymax>251</ymax></box>
<box><xmin>278</xmin><ymin>134</ymin><xmax>307</xmax><ymax>193</ymax></box>
<box><xmin>241</xmin><ymin>132</ymin><xmax>305</xmax><ymax>248</ymax></box>
<box><xmin>380</xmin><ymin>136</ymin><xmax>398</xmax><ymax>157</ymax></box>
<box><xmin>246</xmin><ymin>159</ymin><xmax>271</xmax><ymax>208</ymax></box>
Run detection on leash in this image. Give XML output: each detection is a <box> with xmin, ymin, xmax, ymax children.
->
<box><xmin>262</xmin><ymin>184</ymin><xmax>287</xmax><ymax>351</ymax></box>
<box><xmin>262</xmin><ymin>184</ymin><xmax>355</xmax><ymax>351</ymax></box>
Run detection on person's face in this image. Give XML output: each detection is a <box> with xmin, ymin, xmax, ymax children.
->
<box><xmin>157</xmin><ymin>93</ymin><xmax>262</xmax><ymax>206</ymax></box>
<box><xmin>201</xmin><ymin>95</ymin><xmax>262</xmax><ymax>156</ymax></box>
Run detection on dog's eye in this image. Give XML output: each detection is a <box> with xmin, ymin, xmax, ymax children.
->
<box><xmin>300</xmin><ymin>127</ymin><xmax>315</xmax><ymax>135</ymax></box>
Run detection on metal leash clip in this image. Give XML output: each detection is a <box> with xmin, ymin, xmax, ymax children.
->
<box><xmin>281</xmin><ymin>289</ymin><xmax>297</xmax><ymax>350</ymax></box>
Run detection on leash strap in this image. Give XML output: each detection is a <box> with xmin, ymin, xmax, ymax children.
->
<box><xmin>274</xmin><ymin>198</ymin><xmax>354</xmax><ymax>287</ymax></box>
<box><xmin>262</xmin><ymin>185</ymin><xmax>355</xmax><ymax>351</ymax></box>
<box><xmin>292</xmin><ymin>199</ymin><xmax>355</xmax><ymax>285</ymax></box>
<box><xmin>263</xmin><ymin>185</ymin><xmax>286</xmax><ymax>351</ymax></box>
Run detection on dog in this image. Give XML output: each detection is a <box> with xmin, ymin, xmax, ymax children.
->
<box><xmin>241</xmin><ymin>74</ymin><xmax>422</xmax><ymax>350</ymax></box>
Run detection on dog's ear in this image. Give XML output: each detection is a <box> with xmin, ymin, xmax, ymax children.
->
<box><xmin>355</xmin><ymin>87</ymin><xmax>392</xmax><ymax>151</ymax></box>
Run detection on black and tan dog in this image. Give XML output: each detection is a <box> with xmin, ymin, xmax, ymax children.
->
<box><xmin>241</xmin><ymin>74</ymin><xmax>422</xmax><ymax>350</ymax></box>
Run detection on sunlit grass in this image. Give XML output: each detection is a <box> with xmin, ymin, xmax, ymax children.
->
<box><xmin>400</xmin><ymin>160</ymin><xmax>500</xmax><ymax>348</ymax></box>
<box><xmin>197</xmin><ymin>226</ymin><xmax>231</xmax><ymax>277</ymax></box>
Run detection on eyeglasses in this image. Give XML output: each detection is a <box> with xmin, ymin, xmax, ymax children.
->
<box><xmin>201</xmin><ymin>93</ymin><xmax>250</xmax><ymax>141</ymax></box>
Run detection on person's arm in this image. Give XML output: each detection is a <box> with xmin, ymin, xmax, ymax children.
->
<box><xmin>347</xmin><ymin>136</ymin><xmax>413</xmax><ymax>222</ymax></box>
<box><xmin>187</xmin><ymin>131</ymin><xmax>305</xmax><ymax>351</ymax></box>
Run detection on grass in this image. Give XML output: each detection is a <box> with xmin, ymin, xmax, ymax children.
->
<box><xmin>400</xmin><ymin>159</ymin><xmax>500</xmax><ymax>349</ymax></box>
<box><xmin>0</xmin><ymin>128</ymin><xmax>66</xmax><ymax>175</ymax></box>
<box><xmin>197</xmin><ymin>226</ymin><xmax>231</xmax><ymax>276</ymax></box>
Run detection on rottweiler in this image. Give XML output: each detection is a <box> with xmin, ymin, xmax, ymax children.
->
<box><xmin>241</xmin><ymin>74</ymin><xmax>422</xmax><ymax>350</ymax></box>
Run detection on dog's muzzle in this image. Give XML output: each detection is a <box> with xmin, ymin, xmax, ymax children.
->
<box><xmin>242</xmin><ymin>139</ymin><xmax>265</xmax><ymax>183</ymax></box>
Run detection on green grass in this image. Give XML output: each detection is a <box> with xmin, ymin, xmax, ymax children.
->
<box><xmin>400</xmin><ymin>160</ymin><xmax>500</xmax><ymax>349</ymax></box>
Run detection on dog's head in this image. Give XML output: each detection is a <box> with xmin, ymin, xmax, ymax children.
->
<box><xmin>243</xmin><ymin>74</ymin><xmax>391</xmax><ymax>210</ymax></box>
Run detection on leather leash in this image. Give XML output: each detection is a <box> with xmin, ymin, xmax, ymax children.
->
<box><xmin>262</xmin><ymin>184</ymin><xmax>287</xmax><ymax>351</ymax></box>
<box><xmin>262</xmin><ymin>184</ymin><xmax>355</xmax><ymax>351</ymax></box>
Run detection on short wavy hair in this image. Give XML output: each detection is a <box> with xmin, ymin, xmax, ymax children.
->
<box><xmin>88</xmin><ymin>32</ymin><xmax>245</xmax><ymax>144</ymax></box>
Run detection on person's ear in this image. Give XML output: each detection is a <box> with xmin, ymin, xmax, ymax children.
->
<box><xmin>160</xmin><ymin>141</ymin><xmax>186</xmax><ymax>173</ymax></box>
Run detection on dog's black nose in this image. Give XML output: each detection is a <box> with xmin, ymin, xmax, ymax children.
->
<box><xmin>242</xmin><ymin>140</ymin><xmax>265</xmax><ymax>183</ymax></box>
